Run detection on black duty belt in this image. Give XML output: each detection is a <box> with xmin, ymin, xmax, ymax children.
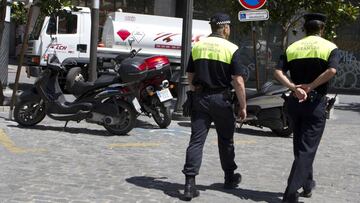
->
<box><xmin>291</xmin><ymin>90</ymin><xmax>326</xmax><ymax>102</ymax></box>
<box><xmin>195</xmin><ymin>86</ymin><xmax>228</xmax><ymax>94</ymax></box>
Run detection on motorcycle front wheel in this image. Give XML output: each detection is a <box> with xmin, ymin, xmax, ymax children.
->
<box><xmin>152</xmin><ymin>99</ymin><xmax>171</xmax><ymax>129</ymax></box>
<box><xmin>103</xmin><ymin>100</ymin><xmax>137</xmax><ymax>135</ymax></box>
<box><xmin>14</xmin><ymin>100</ymin><xmax>46</xmax><ymax>126</ymax></box>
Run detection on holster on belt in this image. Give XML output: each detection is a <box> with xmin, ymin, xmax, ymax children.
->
<box><xmin>308</xmin><ymin>90</ymin><xmax>326</xmax><ymax>102</ymax></box>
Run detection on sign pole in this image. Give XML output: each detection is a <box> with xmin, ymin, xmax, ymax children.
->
<box><xmin>89</xmin><ymin>0</ymin><xmax>99</xmax><ymax>82</ymax></box>
<box><xmin>238</xmin><ymin>0</ymin><xmax>268</xmax><ymax>92</ymax></box>
<box><xmin>251</xmin><ymin>22</ymin><xmax>260</xmax><ymax>92</ymax></box>
<box><xmin>172</xmin><ymin>0</ymin><xmax>193</xmax><ymax>120</ymax></box>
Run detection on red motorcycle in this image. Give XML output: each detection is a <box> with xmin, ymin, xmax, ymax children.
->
<box><xmin>66</xmin><ymin>50</ymin><xmax>174</xmax><ymax>128</ymax></box>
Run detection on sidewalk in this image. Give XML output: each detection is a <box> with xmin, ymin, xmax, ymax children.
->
<box><xmin>0</xmin><ymin>95</ymin><xmax>359</xmax><ymax>202</ymax></box>
<box><xmin>0</xmin><ymin>63</ymin><xmax>359</xmax><ymax>202</ymax></box>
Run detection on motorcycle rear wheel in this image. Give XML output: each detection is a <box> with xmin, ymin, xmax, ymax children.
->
<box><xmin>152</xmin><ymin>100</ymin><xmax>171</xmax><ymax>129</ymax></box>
<box><xmin>103</xmin><ymin>100</ymin><xmax>136</xmax><ymax>135</ymax></box>
<box><xmin>14</xmin><ymin>100</ymin><xmax>46</xmax><ymax>126</ymax></box>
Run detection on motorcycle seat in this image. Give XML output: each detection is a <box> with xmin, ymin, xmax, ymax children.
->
<box><xmin>72</xmin><ymin>73</ymin><xmax>120</xmax><ymax>95</ymax></box>
<box><xmin>47</xmin><ymin>100</ymin><xmax>93</xmax><ymax>114</ymax></box>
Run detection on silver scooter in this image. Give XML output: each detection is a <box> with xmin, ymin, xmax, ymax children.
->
<box><xmin>233</xmin><ymin>81</ymin><xmax>293</xmax><ymax>137</ymax></box>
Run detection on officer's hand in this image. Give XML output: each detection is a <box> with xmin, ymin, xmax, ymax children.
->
<box><xmin>296</xmin><ymin>84</ymin><xmax>312</xmax><ymax>93</ymax></box>
<box><xmin>294</xmin><ymin>87</ymin><xmax>307</xmax><ymax>102</ymax></box>
<box><xmin>237</xmin><ymin>108</ymin><xmax>247</xmax><ymax>122</ymax></box>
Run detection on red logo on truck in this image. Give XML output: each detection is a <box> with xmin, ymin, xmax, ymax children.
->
<box><xmin>117</xmin><ymin>29</ymin><xmax>131</xmax><ymax>41</ymax></box>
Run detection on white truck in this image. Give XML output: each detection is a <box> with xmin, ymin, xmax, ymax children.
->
<box><xmin>24</xmin><ymin>7</ymin><xmax>211</xmax><ymax>86</ymax></box>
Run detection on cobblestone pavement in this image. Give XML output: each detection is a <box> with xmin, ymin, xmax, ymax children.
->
<box><xmin>0</xmin><ymin>94</ymin><xmax>359</xmax><ymax>203</ymax></box>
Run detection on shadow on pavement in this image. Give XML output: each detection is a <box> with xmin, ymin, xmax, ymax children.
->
<box><xmin>2</xmin><ymin>114</ymin><xmax>169</xmax><ymax>135</ymax></box>
<box><xmin>335</xmin><ymin>102</ymin><xmax>360</xmax><ymax>113</ymax></box>
<box><xmin>235</xmin><ymin>128</ymin><xmax>281</xmax><ymax>138</ymax></box>
<box><xmin>177</xmin><ymin>121</ymin><xmax>217</xmax><ymax>129</ymax></box>
<box><xmin>126</xmin><ymin>176</ymin><xmax>283</xmax><ymax>202</ymax></box>
<box><xmin>135</xmin><ymin>119</ymin><xmax>160</xmax><ymax>129</ymax></box>
<box><xmin>5</xmin><ymin>123</ymin><xmax>118</xmax><ymax>137</ymax></box>
<box><xmin>177</xmin><ymin>121</ymin><xmax>289</xmax><ymax>138</ymax></box>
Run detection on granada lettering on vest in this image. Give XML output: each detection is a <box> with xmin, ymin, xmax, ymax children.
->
<box><xmin>286</xmin><ymin>36</ymin><xmax>337</xmax><ymax>62</ymax></box>
<box><xmin>192</xmin><ymin>37</ymin><xmax>238</xmax><ymax>64</ymax></box>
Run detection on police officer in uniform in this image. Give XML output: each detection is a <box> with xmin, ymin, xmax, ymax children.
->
<box><xmin>181</xmin><ymin>13</ymin><xmax>247</xmax><ymax>201</ymax></box>
<box><xmin>274</xmin><ymin>13</ymin><xmax>340</xmax><ymax>203</ymax></box>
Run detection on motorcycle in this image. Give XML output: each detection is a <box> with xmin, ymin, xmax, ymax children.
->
<box><xmin>13</xmin><ymin>55</ymin><xmax>138</xmax><ymax>135</ymax></box>
<box><xmin>234</xmin><ymin>81</ymin><xmax>293</xmax><ymax>137</ymax></box>
<box><xmin>65</xmin><ymin>49</ymin><xmax>174</xmax><ymax>129</ymax></box>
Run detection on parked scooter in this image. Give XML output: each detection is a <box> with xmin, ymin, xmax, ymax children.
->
<box><xmin>66</xmin><ymin>49</ymin><xmax>174</xmax><ymax>128</ymax></box>
<box><xmin>233</xmin><ymin>81</ymin><xmax>293</xmax><ymax>137</ymax></box>
<box><xmin>13</xmin><ymin>55</ymin><xmax>138</xmax><ymax>135</ymax></box>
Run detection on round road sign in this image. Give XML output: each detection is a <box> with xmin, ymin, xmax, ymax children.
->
<box><xmin>238</xmin><ymin>0</ymin><xmax>267</xmax><ymax>10</ymax></box>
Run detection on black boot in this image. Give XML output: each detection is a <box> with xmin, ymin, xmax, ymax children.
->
<box><xmin>282</xmin><ymin>188</ymin><xmax>299</xmax><ymax>203</ymax></box>
<box><xmin>282</xmin><ymin>192</ymin><xmax>299</xmax><ymax>203</ymax></box>
<box><xmin>301</xmin><ymin>180</ymin><xmax>316</xmax><ymax>198</ymax></box>
<box><xmin>224</xmin><ymin>172</ymin><xmax>242</xmax><ymax>189</ymax></box>
<box><xmin>184</xmin><ymin>176</ymin><xmax>199</xmax><ymax>201</ymax></box>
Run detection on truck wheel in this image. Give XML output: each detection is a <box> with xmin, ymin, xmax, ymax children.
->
<box><xmin>65</xmin><ymin>67</ymin><xmax>84</xmax><ymax>93</ymax></box>
<box><xmin>14</xmin><ymin>100</ymin><xmax>46</xmax><ymax>126</ymax></box>
<box><xmin>103</xmin><ymin>100</ymin><xmax>136</xmax><ymax>135</ymax></box>
<box><xmin>152</xmin><ymin>100</ymin><xmax>171</xmax><ymax>128</ymax></box>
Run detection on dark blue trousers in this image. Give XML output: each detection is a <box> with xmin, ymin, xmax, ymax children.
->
<box><xmin>182</xmin><ymin>92</ymin><xmax>237</xmax><ymax>176</ymax></box>
<box><xmin>283</xmin><ymin>96</ymin><xmax>327</xmax><ymax>197</ymax></box>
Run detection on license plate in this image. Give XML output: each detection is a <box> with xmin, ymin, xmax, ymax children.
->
<box><xmin>156</xmin><ymin>88</ymin><xmax>173</xmax><ymax>102</ymax></box>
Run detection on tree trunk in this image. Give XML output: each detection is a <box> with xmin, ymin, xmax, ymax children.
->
<box><xmin>0</xmin><ymin>0</ymin><xmax>7</xmax><ymax>46</ymax></box>
<box><xmin>0</xmin><ymin>80</ymin><xmax>3</xmax><ymax>105</ymax></box>
<box><xmin>0</xmin><ymin>0</ymin><xmax>7</xmax><ymax>101</ymax></box>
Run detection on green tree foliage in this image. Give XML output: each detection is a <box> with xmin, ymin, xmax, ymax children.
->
<box><xmin>11</xmin><ymin>2</ymin><xmax>27</xmax><ymax>25</ymax></box>
<box><xmin>9</xmin><ymin>0</ymin><xmax>73</xmax><ymax>26</ymax></box>
<box><xmin>268</xmin><ymin>0</ymin><xmax>360</xmax><ymax>48</ymax></box>
<box><xmin>35</xmin><ymin>0</ymin><xmax>72</xmax><ymax>16</ymax></box>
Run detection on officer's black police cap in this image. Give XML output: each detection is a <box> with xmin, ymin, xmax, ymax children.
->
<box><xmin>209</xmin><ymin>13</ymin><xmax>231</xmax><ymax>25</ymax></box>
<box><xmin>303</xmin><ymin>13</ymin><xmax>327</xmax><ymax>23</ymax></box>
